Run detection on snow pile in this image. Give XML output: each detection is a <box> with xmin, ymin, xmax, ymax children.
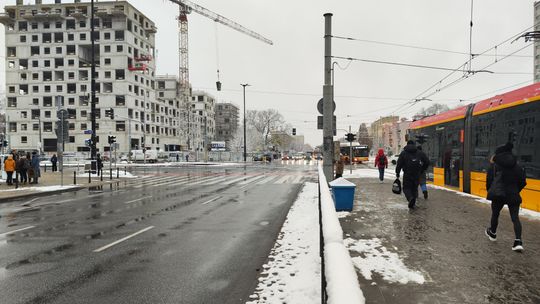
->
<box><xmin>246</xmin><ymin>182</ymin><xmax>320</xmax><ymax>304</ymax></box>
<box><xmin>76</xmin><ymin>170</ymin><xmax>136</xmax><ymax>178</ymax></box>
<box><xmin>345</xmin><ymin>238</ymin><xmax>425</xmax><ymax>284</ymax></box>
<box><xmin>31</xmin><ymin>185</ymin><xmax>79</xmax><ymax>192</ymax></box>
<box><xmin>343</xmin><ymin>168</ymin><xmax>396</xmax><ymax>179</ymax></box>
<box><xmin>318</xmin><ymin>166</ymin><xmax>365</xmax><ymax>304</ymax></box>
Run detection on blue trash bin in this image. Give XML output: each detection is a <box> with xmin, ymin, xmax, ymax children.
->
<box><xmin>329</xmin><ymin>178</ymin><xmax>356</xmax><ymax>211</ymax></box>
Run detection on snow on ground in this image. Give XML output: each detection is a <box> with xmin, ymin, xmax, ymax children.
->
<box><xmin>0</xmin><ymin>185</ymin><xmax>79</xmax><ymax>192</ymax></box>
<box><xmin>76</xmin><ymin>170</ymin><xmax>136</xmax><ymax>178</ymax></box>
<box><xmin>246</xmin><ymin>182</ymin><xmax>321</xmax><ymax>304</ymax></box>
<box><xmin>343</xmin><ymin>167</ymin><xmax>396</xmax><ymax>179</ymax></box>
<box><xmin>344</xmin><ymin>238</ymin><xmax>426</xmax><ymax>284</ymax></box>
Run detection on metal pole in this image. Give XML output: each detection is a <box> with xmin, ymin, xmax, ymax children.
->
<box><xmin>349</xmin><ymin>125</ymin><xmax>353</xmax><ymax>174</ymax></box>
<box><xmin>90</xmin><ymin>0</ymin><xmax>97</xmax><ymax>172</ymax></box>
<box><xmin>241</xmin><ymin>83</ymin><xmax>249</xmax><ymax>162</ymax></box>
<box><xmin>128</xmin><ymin>118</ymin><xmax>132</xmax><ymax>162</ymax></box>
<box><xmin>323</xmin><ymin>13</ymin><xmax>334</xmax><ymax>182</ymax></box>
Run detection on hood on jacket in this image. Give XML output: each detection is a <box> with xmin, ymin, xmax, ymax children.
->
<box><xmin>7</xmin><ymin>155</ymin><xmax>13</xmax><ymax>160</ymax></box>
<box><xmin>403</xmin><ymin>143</ymin><xmax>417</xmax><ymax>154</ymax></box>
<box><xmin>494</xmin><ymin>151</ymin><xmax>517</xmax><ymax>169</ymax></box>
<box><xmin>377</xmin><ymin>149</ymin><xmax>384</xmax><ymax>156</ymax></box>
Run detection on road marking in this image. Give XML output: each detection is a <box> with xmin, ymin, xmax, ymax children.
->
<box><xmin>238</xmin><ymin>175</ymin><xmax>266</xmax><ymax>185</ymax></box>
<box><xmin>256</xmin><ymin>176</ymin><xmax>278</xmax><ymax>185</ymax></box>
<box><xmin>291</xmin><ymin>175</ymin><xmax>303</xmax><ymax>184</ymax></box>
<box><xmin>222</xmin><ymin>175</ymin><xmax>256</xmax><ymax>185</ymax></box>
<box><xmin>20</xmin><ymin>197</ymin><xmax>40</xmax><ymax>207</ymax></box>
<box><xmin>124</xmin><ymin>196</ymin><xmax>152</xmax><ymax>204</ymax></box>
<box><xmin>0</xmin><ymin>226</ymin><xmax>36</xmax><ymax>237</ymax></box>
<box><xmin>93</xmin><ymin>226</ymin><xmax>154</xmax><ymax>253</ymax></box>
<box><xmin>274</xmin><ymin>175</ymin><xmax>290</xmax><ymax>184</ymax></box>
<box><xmin>201</xmin><ymin>196</ymin><xmax>221</xmax><ymax>205</ymax></box>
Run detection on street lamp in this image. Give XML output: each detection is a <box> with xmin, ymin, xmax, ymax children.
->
<box><xmin>240</xmin><ymin>83</ymin><xmax>250</xmax><ymax>162</ymax></box>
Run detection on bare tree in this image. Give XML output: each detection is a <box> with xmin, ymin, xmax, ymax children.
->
<box><xmin>357</xmin><ymin>123</ymin><xmax>372</xmax><ymax>148</ymax></box>
<box><xmin>246</xmin><ymin>109</ymin><xmax>286</xmax><ymax>149</ymax></box>
<box><xmin>417</xmin><ymin>103</ymin><xmax>450</xmax><ymax>116</ymax></box>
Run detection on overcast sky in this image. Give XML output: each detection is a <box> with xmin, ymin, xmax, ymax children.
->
<box><xmin>0</xmin><ymin>0</ymin><xmax>536</xmax><ymax>146</ymax></box>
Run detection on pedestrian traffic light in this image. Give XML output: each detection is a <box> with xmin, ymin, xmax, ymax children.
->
<box><xmin>105</xmin><ymin>107</ymin><xmax>114</xmax><ymax>119</ymax></box>
<box><xmin>85</xmin><ymin>138</ymin><xmax>92</xmax><ymax>146</ymax></box>
<box><xmin>346</xmin><ymin>133</ymin><xmax>356</xmax><ymax>142</ymax></box>
<box><xmin>2</xmin><ymin>140</ymin><xmax>8</xmax><ymax>147</ymax></box>
<box><xmin>292</xmin><ymin>128</ymin><xmax>296</xmax><ymax>135</ymax></box>
<box><xmin>108</xmin><ymin>135</ymin><xmax>116</xmax><ymax>144</ymax></box>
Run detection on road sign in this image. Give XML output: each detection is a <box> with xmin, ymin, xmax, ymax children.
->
<box><xmin>317</xmin><ymin>98</ymin><xmax>336</xmax><ymax>115</ymax></box>
<box><xmin>84</xmin><ymin>130</ymin><xmax>93</xmax><ymax>135</ymax></box>
<box><xmin>57</xmin><ymin>109</ymin><xmax>68</xmax><ymax>119</ymax></box>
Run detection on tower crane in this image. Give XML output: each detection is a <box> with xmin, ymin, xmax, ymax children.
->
<box><xmin>166</xmin><ymin>0</ymin><xmax>272</xmax><ymax>152</ymax></box>
<box><xmin>168</xmin><ymin>0</ymin><xmax>273</xmax><ymax>91</ymax></box>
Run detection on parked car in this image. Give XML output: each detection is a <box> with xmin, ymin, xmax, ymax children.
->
<box><xmin>281</xmin><ymin>155</ymin><xmax>290</xmax><ymax>160</ymax></box>
<box><xmin>253</xmin><ymin>154</ymin><xmax>264</xmax><ymax>161</ymax></box>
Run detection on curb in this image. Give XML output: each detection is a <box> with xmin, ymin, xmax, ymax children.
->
<box><xmin>0</xmin><ymin>186</ymin><xmax>86</xmax><ymax>203</ymax></box>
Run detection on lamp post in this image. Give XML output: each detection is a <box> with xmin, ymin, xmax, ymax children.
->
<box><xmin>240</xmin><ymin>83</ymin><xmax>250</xmax><ymax>162</ymax></box>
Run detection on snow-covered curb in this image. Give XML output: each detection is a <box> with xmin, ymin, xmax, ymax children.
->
<box><xmin>318</xmin><ymin>165</ymin><xmax>365</xmax><ymax>304</ymax></box>
<box><xmin>0</xmin><ymin>185</ymin><xmax>79</xmax><ymax>192</ymax></box>
<box><xmin>246</xmin><ymin>182</ymin><xmax>321</xmax><ymax>303</ymax></box>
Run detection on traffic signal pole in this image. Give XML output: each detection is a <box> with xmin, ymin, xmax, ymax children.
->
<box><xmin>349</xmin><ymin>126</ymin><xmax>353</xmax><ymax>174</ymax></box>
<box><xmin>322</xmin><ymin>13</ymin><xmax>334</xmax><ymax>182</ymax></box>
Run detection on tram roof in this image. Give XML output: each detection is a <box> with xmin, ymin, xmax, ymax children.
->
<box><xmin>472</xmin><ymin>82</ymin><xmax>540</xmax><ymax>116</ymax></box>
<box><xmin>410</xmin><ymin>82</ymin><xmax>540</xmax><ymax>130</ymax></box>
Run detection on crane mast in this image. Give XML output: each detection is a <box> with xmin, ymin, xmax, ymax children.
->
<box><xmin>168</xmin><ymin>0</ymin><xmax>273</xmax><ymax>152</ymax></box>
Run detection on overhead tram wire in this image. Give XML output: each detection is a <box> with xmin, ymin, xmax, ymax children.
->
<box><xmin>331</xmin><ymin>35</ymin><xmax>533</xmax><ymax>58</ymax></box>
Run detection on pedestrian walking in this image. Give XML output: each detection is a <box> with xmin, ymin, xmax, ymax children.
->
<box><xmin>176</xmin><ymin>153</ymin><xmax>180</xmax><ymax>162</ymax></box>
<box><xmin>417</xmin><ymin>146</ymin><xmax>430</xmax><ymax>199</ymax></box>
<box><xmin>374</xmin><ymin>148</ymin><xmax>388</xmax><ymax>183</ymax></box>
<box><xmin>4</xmin><ymin>155</ymin><xmax>16</xmax><ymax>186</ymax></box>
<box><xmin>16</xmin><ymin>155</ymin><xmax>29</xmax><ymax>184</ymax></box>
<box><xmin>30</xmin><ymin>152</ymin><xmax>41</xmax><ymax>184</ymax></box>
<box><xmin>96</xmin><ymin>153</ymin><xmax>103</xmax><ymax>176</ymax></box>
<box><xmin>395</xmin><ymin>140</ymin><xmax>429</xmax><ymax>209</ymax></box>
<box><xmin>485</xmin><ymin>142</ymin><xmax>527</xmax><ymax>252</ymax></box>
<box><xmin>334</xmin><ymin>157</ymin><xmax>344</xmax><ymax>179</ymax></box>
<box><xmin>50</xmin><ymin>154</ymin><xmax>58</xmax><ymax>172</ymax></box>
<box><xmin>185</xmin><ymin>154</ymin><xmax>189</xmax><ymax>162</ymax></box>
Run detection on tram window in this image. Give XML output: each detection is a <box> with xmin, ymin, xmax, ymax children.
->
<box><xmin>472</xmin><ymin>102</ymin><xmax>540</xmax><ymax>178</ymax></box>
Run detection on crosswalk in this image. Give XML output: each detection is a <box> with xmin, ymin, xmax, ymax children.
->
<box><xmin>126</xmin><ymin>172</ymin><xmax>310</xmax><ymax>188</ymax></box>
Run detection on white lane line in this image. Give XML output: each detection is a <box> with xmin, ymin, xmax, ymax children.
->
<box><xmin>201</xmin><ymin>196</ymin><xmax>221</xmax><ymax>205</ymax></box>
<box><xmin>190</xmin><ymin>175</ymin><xmax>224</xmax><ymax>185</ymax></box>
<box><xmin>20</xmin><ymin>197</ymin><xmax>40</xmax><ymax>207</ymax></box>
<box><xmin>0</xmin><ymin>226</ymin><xmax>36</xmax><ymax>237</ymax></box>
<box><xmin>237</xmin><ymin>175</ymin><xmax>266</xmax><ymax>185</ymax></box>
<box><xmin>274</xmin><ymin>175</ymin><xmax>290</xmax><ymax>184</ymax></box>
<box><xmin>124</xmin><ymin>196</ymin><xmax>152</xmax><ymax>204</ymax></box>
<box><xmin>222</xmin><ymin>175</ymin><xmax>256</xmax><ymax>185</ymax></box>
<box><xmin>291</xmin><ymin>175</ymin><xmax>303</xmax><ymax>184</ymax></box>
<box><xmin>134</xmin><ymin>176</ymin><xmax>186</xmax><ymax>188</ymax></box>
<box><xmin>93</xmin><ymin>226</ymin><xmax>154</xmax><ymax>253</ymax></box>
<box><xmin>256</xmin><ymin>176</ymin><xmax>278</xmax><ymax>185</ymax></box>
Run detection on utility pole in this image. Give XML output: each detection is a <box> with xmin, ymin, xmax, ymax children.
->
<box><xmin>241</xmin><ymin>83</ymin><xmax>250</xmax><ymax>162</ymax></box>
<box><xmin>322</xmin><ymin>13</ymin><xmax>334</xmax><ymax>182</ymax></box>
<box><xmin>349</xmin><ymin>125</ymin><xmax>353</xmax><ymax>174</ymax></box>
<box><xmin>90</xmin><ymin>0</ymin><xmax>97</xmax><ymax>170</ymax></box>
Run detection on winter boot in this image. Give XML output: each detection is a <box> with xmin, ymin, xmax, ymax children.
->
<box><xmin>485</xmin><ymin>228</ymin><xmax>497</xmax><ymax>241</ymax></box>
<box><xmin>408</xmin><ymin>198</ymin><xmax>416</xmax><ymax>209</ymax></box>
<box><xmin>423</xmin><ymin>191</ymin><xmax>428</xmax><ymax>199</ymax></box>
<box><xmin>512</xmin><ymin>239</ymin><xmax>524</xmax><ymax>252</ymax></box>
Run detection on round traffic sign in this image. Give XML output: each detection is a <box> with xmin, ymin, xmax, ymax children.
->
<box><xmin>317</xmin><ymin>98</ymin><xmax>336</xmax><ymax>114</ymax></box>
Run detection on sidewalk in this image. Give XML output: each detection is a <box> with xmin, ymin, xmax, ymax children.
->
<box><xmin>0</xmin><ymin>167</ymin><xmax>132</xmax><ymax>202</ymax></box>
<box><xmin>338</xmin><ymin>168</ymin><xmax>540</xmax><ymax>303</ymax></box>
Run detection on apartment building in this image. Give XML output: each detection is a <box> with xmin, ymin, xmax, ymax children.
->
<box><xmin>191</xmin><ymin>90</ymin><xmax>215</xmax><ymax>152</ymax></box>
<box><xmin>0</xmin><ymin>0</ymin><xmax>185</xmax><ymax>155</ymax></box>
<box><xmin>214</xmin><ymin>102</ymin><xmax>238</xmax><ymax>150</ymax></box>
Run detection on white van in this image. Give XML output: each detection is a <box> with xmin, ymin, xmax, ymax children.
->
<box><xmin>131</xmin><ymin>149</ymin><xmax>158</xmax><ymax>163</ymax></box>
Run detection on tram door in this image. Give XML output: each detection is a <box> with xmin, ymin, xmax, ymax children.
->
<box><xmin>441</xmin><ymin>128</ymin><xmax>461</xmax><ymax>188</ymax></box>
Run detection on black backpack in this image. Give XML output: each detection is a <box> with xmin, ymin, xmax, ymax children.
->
<box><xmin>406</xmin><ymin>152</ymin><xmax>423</xmax><ymax>175</ymax></box>
<box><xmin>378</xmin><ymin>156</ymin><xmax>386</xmax><ymax>167</ymax></box>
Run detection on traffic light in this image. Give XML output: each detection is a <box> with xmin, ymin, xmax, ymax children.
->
<box><xmin>292</xmin><ymin>128</ymin><xmax>296</xmax><ymax>135</ymax></box>
<box><xmin>108</xmin><ymin>135</ymin><xmax>116</xmax><ymax>145</ymax></box>
<box><xmin>85</xmin><ymin>138</ymin><xmax>92</xmax><ymax>147</ymax></box>
<box><xmin>105</xmin><ymin>107</ymin><xmax>115</xmax><ymax>119</ymax></box>
<box><xmin>2</xmin><ymin>140</ymin><xmax>8</xmax><ymax>147</ymax></box>
<box><xmin>346</xmin><ymin>133</ymin><xmax>356</xmax><ymax>142</ymax></box>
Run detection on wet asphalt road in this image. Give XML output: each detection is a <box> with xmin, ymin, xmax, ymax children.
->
<box><xmin>340</xmin><ymin>172</ymin><xmax>540</xmax><ymax>304</ymax></box>
<box><xmin>0</xmin><ymin>162</ymin><xmax>317</xmax><ymax>304</ymax></box>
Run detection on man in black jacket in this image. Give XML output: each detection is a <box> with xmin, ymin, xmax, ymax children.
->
<box><xmin>396</xmin><ymin>140</ymin><xmax>429</xmax><ymax>209</ymax></box>
<box><xmin>485</xmin><ymin>142</ymin><xmax>527</xmax><ymax>252</ymax></box>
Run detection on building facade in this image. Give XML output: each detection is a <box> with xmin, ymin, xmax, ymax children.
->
<box><xmin>214</xmin><ymin>102</ymin><xmax>238</xmax><ymax>150</ymax></box>
<box><xmin>0</xmin><ymin>0</ymin><xmax>188</xmax><ymax>156</ymax></box>
<box><xmin>370</xmin><ymin>116</ymin><xmax>399</xmax><ymax>152</ymax></box>
<box><xmin>191</xmin><ymin>90</ymin><xmax>215</xmax><ymax>153</ymax></box>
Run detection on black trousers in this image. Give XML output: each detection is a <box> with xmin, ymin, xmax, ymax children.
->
<box><xmin>403</xmin><ymin>177</ymin><xmax>419</xmax><ymax>205</ymax></box>
<box><xmin>490</xmin><ymin>198</ymin><xmax>522</xmax><ymax>240</ymax></box>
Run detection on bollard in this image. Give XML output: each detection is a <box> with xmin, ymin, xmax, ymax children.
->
<box><xmin>100</xmin><ymin>169</ymin><xmax>103</xmax><ymax>181</ymax></box>
<box><xmin>124</xmin><ymin>166</ymin><xmax>127</xmax><ymax>175</ymax></box>
<box><xmin>44</xmin><ymin>163</ymin><xmax>47</xmax><ymax>172</ymax></box>
<box><xmin>117</xmin><ymin>168</ymin><xmax>119</xmax><ymax>179</ymax></box>
<box><xmin>88</xmin><ymin>169</ymin><xmax>91</xmax><ymax>183</ymax></box>
<box><xmin>110</xmin><ymin>168</ymin><xmax>112</xmax><ymax>180</ymax></box>
<box><xmin>73</xmin><ymin>171</ymin><xmax>76</xmax><ymax>185</ymax></box>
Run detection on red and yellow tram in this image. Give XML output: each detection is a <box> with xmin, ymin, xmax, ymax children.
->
<box><xmin>409</xmin><ymin>83</ymin><xmax>540</xmax><ymax>212</ymax></box>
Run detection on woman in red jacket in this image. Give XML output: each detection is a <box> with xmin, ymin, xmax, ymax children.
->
<box><xmin>374</xmin><ymin>149</ymin><xmax>388</xmax><ymax>183</ymax></box>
